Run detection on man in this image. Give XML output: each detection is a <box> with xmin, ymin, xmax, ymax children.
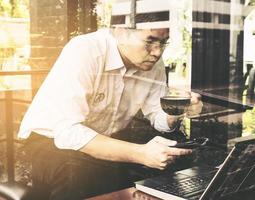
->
<box><xmin>18</xmin><ymin>25</ymin><xmax>201</xmax><ymax>199</ymax></box>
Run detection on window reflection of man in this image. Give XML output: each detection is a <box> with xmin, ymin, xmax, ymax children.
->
<box><xmin>18</xmin><ymin>16</ymin><xmax>202</xmax><ymax>200</ymax></box>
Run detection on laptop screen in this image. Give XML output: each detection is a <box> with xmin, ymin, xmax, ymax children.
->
<box><xmin>201</xmin><ymin>139</ymin><xmax>255</xmax><ymax>200</ymax></box>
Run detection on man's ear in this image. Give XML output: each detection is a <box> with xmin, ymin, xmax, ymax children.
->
<box><xmin>112</xmin><ymin>27</ymin><xmax>129</xmax><ymax>42</ymax></box>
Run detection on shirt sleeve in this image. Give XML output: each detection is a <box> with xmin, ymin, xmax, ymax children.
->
<box><xmin>153</xmin><ymin>109</ymin><xmax>177</xmax><ymax>133</ymax></box>
<box><xmin>29</xmin><ymin>35</ymin><xmax>101</xmax><ymax>150</ymax></box>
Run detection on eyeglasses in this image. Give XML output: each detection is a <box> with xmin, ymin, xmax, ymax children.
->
<box><xmin>143</xmin><ymin>40</ymin><xmax>169</xmax><ymax>51</ymax></box>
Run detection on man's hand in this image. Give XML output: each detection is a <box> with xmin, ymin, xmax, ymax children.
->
<box><xmin>81</xmin><ymin>134</ymin><xmax>191</xmax><ymax>171</ymax></box>
<box><xmin>138</xmin><ymin>136</ymin><xmax>192</xmax><ymax>170</ymax></box>
<box><xmin>186</xmin><ymin>92</ymin><xmax>203</xmax><ymax>118</ymax></box>
<box><xmin>165</xmin><ymin>91</ymin><xmax>203</xmax><ymax>130</ymax></box>
<box><xmin>166</xmin><ymin>114</ymin><xmax>184</xmax><ymax>131</ymax></box>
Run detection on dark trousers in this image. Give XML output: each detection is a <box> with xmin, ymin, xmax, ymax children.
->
<box><xmin>25</xmin><ymin>133</ymin><xmax>135</xmax><ymax>200</ymax></box>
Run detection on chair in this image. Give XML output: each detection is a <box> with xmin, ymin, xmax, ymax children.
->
<box><xmin>0</xmin><ymin>182</ymin><xmax>48</xmax><ymax>200</ymax></box>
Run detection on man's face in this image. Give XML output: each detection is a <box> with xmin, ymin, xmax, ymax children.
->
<box><xmin>118</xmin><ymin>28</ymin><xmax>169</xmax><ymax>71</ymax></box>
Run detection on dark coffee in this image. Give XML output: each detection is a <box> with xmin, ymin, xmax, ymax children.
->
<box><xmin>160</xmin><ymin>95</ymin><xmax>191</xmax><ymax>115</ymax></box>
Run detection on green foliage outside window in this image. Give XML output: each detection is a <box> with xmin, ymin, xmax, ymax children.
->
<box><xmin>0</xmin><ymin>0</ymin><xmax>29</xmax><ymax>18</ymax></box>
<box><xmin>243</xmin><ymin>109</ymin><xmax>255</xmax><ymax>135</ymax></box>
<box><xmin>95</xmin><ymin>0</ymin><xmax>113</xmax><ymax>28</ymax></box>
<box><xmin>249</xmin><ymin>0</ymin><xmax>255</xmax><ymax>6</ymax></box>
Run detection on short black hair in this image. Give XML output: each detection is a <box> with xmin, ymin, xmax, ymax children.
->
<box><xmin>111</xmin><ymin>11</ymin><xmax>169</xmax><ymax>26</ymax></box>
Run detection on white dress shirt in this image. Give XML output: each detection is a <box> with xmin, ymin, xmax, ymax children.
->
<box><xmin>18</xmin><ymin>29</ymin><xmax>171</xmax><ymax>150</ymax></box>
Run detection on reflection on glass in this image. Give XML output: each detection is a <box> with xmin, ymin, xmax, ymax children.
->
<box><xmin>214</xmin><ymin>144</ymin><xmax>255</xmax><ymax>198</ymax></box>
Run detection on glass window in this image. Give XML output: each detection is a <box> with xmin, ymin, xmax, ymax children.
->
<box><xmin>1</xmin><ymin>0</ymin><xmax>255</xmax><ymax>190</ymax></box>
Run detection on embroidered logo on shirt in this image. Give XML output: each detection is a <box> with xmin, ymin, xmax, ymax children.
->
<box><xmin>94</xmin><ymin>93</ymin><xmax>105</xmax><ymax>104</ymax></box>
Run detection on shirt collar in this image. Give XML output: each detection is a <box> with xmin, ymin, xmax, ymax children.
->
<box><xmin>104</xmin><ymin>30</ymin><xmax>125</xmax><ymax>72</ymax></box>
<box><xmin>104</xmin><ymin>29</ymin><xmax>138</xmax><ymax>76</ymax></box>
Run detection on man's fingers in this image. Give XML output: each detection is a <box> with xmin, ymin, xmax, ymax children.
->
<box><xmin>162</xmin><ymin>156</ymin><xmax>178</xmax><ymax>169</ymax></box>
<box><xmin>187</xmin><ymin>92</ymin><xmax>203</xmax><ymax>117</ymax></box>
<box><xmin>153</xmin><ymin>136</ymin><xmax>177</xmax><ymax>146</ymax></box>
<box><xmin>166</xmin><ymin>147</ymin><xmax>192</xmax><ymax>156</ymax></box>
<box><xmin>157</xmin><ymin>157</ymin><xmax>175</xmax><ymax>170</ymax></box>
<box><xmin>186</xmin><ymin>101</ymin><xmax>203</xmax><ymax>117</ymax></box>
<box><xmin>190</xmin><ymin>92</ymin><xmax>201</xmax><ymax>104</ymax></box>
<box><xmin>166</xmin><ymin>156</ymin><xmax>176</xmax><ymax>164</ymax></box>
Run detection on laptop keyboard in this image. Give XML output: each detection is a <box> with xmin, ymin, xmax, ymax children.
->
<box><xmin>154</xmin><ymin>175</ymin><xmax>211</xmax><ymax>198</ymax></box>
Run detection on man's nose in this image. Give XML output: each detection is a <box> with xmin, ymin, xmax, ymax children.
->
<box><xmin>150</xmin><ymin>46</ymin><xmax>164</xmax><ymax>57</ymax></box>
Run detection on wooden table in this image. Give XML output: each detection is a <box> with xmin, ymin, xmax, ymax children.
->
<box><xmin>87</xmin><ymin>187</ymin><xmax>160</xmax><ymax>200</ymax></box>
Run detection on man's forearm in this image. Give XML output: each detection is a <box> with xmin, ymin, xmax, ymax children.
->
<box><xmin>80</xmin><ymin>134</ymin><xmax>144</xmax><ymax>164</ymax></box>
<box><xmin>80</xmin><ymin>133</ymin><xmax>192</xmax><ymax>170</ymax></box>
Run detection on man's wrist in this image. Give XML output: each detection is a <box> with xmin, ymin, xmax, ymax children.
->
<box><xmin>131</xmin><ymin>144</ymin><xmax>146</xmax><ymax>165</ymax></box>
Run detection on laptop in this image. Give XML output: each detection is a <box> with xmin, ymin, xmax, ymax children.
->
<box><xmin>135</xmin><ymin>139</ymin><xmax>255</xmax><ymax>200</ymax></box>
